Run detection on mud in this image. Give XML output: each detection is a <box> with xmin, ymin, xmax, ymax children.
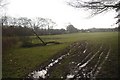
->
<box><xmin>27</xmin><ymin>41</ymin><xmax>111</xmax><ymax>80</ymax></box>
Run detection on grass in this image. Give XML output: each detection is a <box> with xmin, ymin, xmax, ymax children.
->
<box><xmin>2</xmin><ymin>32</ymin><xmax>118</xmax><ymax>78</ymax></box>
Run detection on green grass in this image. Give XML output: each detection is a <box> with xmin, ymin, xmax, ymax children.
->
<box><xmin>2</xmin><ymin>32</ymin><xmax>118</xmax><ymax>78</ymax></box>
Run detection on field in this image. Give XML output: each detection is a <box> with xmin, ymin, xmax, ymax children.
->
<box><xmin>2</xmin><ymin>32</ymin><xmax>119</xmax><ymax>79</ymax></box>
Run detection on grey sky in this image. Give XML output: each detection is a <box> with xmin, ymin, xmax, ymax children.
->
<box><xmin>6</xmin><ymin>0</ymin><xmax>117</xmax><ymax>29</ymax></box>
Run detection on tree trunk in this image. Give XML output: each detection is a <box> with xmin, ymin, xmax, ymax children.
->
<box><xmin>32</xmin><ymin>29</ymin><xmax>46</xmax><ymax>45</ymax></box>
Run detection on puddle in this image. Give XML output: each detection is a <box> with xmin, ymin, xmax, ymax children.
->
<box><xmin>83</xmin><ymin>49</ymin><xmax>87</xmax><ymax>53</ymax></box>
<box><xmin>32</xmin><ymin>70</ymin><xmax>47</xmax><ymax>78</ymax></box>
<box><xmin>28</xmin><ymin>56</ymin><xmax>64</xmax><ymax>78</ymax></box>
<box><xmin>28</xmin><ymin>49</ymin><xmax>73</xmax><ymax>79</ymax></box>
<box><xmin>67</xmin><ymin>74</ymin><xmax>74</xmax><ymax>78</ymax></box>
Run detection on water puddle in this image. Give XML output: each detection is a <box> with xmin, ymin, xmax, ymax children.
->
<box><xmin>83</xmin><ymin>49</ymin><xmax>87</xmax><ymax>53</ymax></box>
<box><xmin>28</xmin><ymin>50</ymin><xmax>74</xmax><ymax>79</ymax></box>
<box><xmin>28</xmin><ymin>54</ymin><xmax>66</xmax><ymax>79</ymax></box>
<box><xmin>67</xmin><ymin>74</ymin><xmax>75</xmax><ymax>78</ymax></box>
<box><xmin>31</xmin><ymin>70</ymin><xmax>47</xmax><ymax>78</ymax></box>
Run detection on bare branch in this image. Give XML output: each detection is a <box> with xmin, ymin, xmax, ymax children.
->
<box><xmin>67</xmin><ymin>0</ymin><xmax>120</xmax><ymax>29</ymax></box>
<box><xmin>67</xmin><ymin>0</ymin><xmax>120</xmax><ymax>17</ymax></box>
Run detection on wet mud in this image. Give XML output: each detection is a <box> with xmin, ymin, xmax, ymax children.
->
<box><xmin>27</xmin><ymin>41</ymin><xmax>111</xmax><ymax>80</ymax></box>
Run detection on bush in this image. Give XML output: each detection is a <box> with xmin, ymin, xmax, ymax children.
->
<box><xmin>21</xmin><ymin>41</ymin><xmax>33</xmax><ymax>47</ymax></box>
<box><xmin>20</xmin><ymin>37</ymin><xmax>33</xmax><ymax>47</ymax></box>
<box><xmin>2</xmin><ymin>37</ymin><xmax>19</xmax><ymax>54</ymax></box>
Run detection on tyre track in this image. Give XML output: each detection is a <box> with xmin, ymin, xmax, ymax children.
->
<box><xmin>93</xmin><ymin>45</ymin><xmax>111</xmax><ymax>79</ymax></box>
<box><xmin>48</xmin><ymin>41</ymin><xmax>88</xmax><ymax>78</ymax></box>
<box><xmin>89</xmin><ymin>45</ymin><xmax>109</xmax><ymax>78</ymax></box>
<box><xmin>27</xmin><ymin>41</ymin><xmax>111</xmax><ymax>80</ymax></box>
<box><xmin>27</xmin><ymin>41</ymin><xmax>86</xmax><ymax>79</ymax></box>
<box><xmin>66</xmin><ymin>44</ymin><xmax>103</xmax><ymax>79</ymax></box>
<box><xmin>67</xmin><ymin>44</ymin><xmax>110</xmax><ymax>80</ymax></box>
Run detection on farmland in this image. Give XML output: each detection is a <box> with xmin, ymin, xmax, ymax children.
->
<box><xmin>2</xmin><ymin>32</ymin><xmax>118</xmax><ymax>79</ymax></box>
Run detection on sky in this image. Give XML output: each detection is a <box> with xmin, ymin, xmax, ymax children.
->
<box><xmin>6</xmin><ymin>0</ymin><xmax>117</xmax><ymax>29</ymax></box>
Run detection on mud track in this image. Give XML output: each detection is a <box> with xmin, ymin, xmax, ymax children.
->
<box><xmin>27</xmin><ymin>41</ymin><xmax>111</xmax><ymax>80</ymax></box>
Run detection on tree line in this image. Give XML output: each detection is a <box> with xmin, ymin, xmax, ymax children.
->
<box><xmin>1</xmin><ymin>16</ymin><xmax>79</xmax><ymax>37</ymax></box>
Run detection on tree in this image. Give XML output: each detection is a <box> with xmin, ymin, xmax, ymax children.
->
<box><xmin>1</xmin><ymin>16</ymin><xmax>59</xmax><ymax>45</ymax></box>
<box><xmin>26</xmin><ymin>17</ymin><xmax>57</xmax><ymax>45</ymax></box>
<box><xmin>45</xmin><ymin>18</ymin><xmax>57</xmax><ymax>34</ymax></box>
<box><xmin>1</xmin><ymin>15</ymin><xmax>8</xmax><ymax>27</ymax></box>
<box><xmin>18</xmin><ymin>17</ymin><xmax>30</xmax><ymax>27</ymax></box>
<box><xmin>11</xmin><ymin>17</ymin><xmax>20</xmax><ymax>26</ymax></box>
<box><xmin>67</xmin><ymin>0</ymin><xmax>120</xmax><ymax>30</ymax></box>
<box><xmin>1</xmin><ymin>16</ymin><xmax>19</xmax><ymax>27</ymax></box>
<box><xmin>66</xmin><ymin>24</ymin><xmax>79</xmax><ymax>33</ymax></box>
<box><xmin>67</xmin><ymin>0</ymin><xmax>119</xmax><ymax>15</ymax></box>
<box><xmin>0</xmin><ymin>0</ymin><xmax>8</xmax><ymax>32</ymax></box>
<box><xmin>23</xmin><ymin>17</ymin><xmax>47</xmax><ymax>45</ymax></box>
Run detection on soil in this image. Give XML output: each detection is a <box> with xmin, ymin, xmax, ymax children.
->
<box><xmin>27</xmin><ymin>40</ymin><xmax>111</xmax><ymax>80</ymax></box>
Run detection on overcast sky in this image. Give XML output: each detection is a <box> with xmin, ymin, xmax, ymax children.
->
<box><xmin>6</xmin><ymin>0</ymin><xmax>117</xmax><ymax>29</ymax></box>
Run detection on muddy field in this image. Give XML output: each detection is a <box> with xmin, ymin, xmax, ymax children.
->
<box><xmin>27</xmin><ymin>41</ymin><xmax>111</xmax><ymax>79</ymax></box>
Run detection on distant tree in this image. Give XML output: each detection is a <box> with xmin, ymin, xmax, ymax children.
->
<box><xmin>1</xmin><ymin>16</ymin><xmax>19</xmax><ymax>27</ymax></box>
<box><xmin>1</xmin><ymin>15</ymin><xmax>8</xmax><ymax>27</ymax></box>
<box><xmin>18</xmin><ymin>17</ymin><xmax>30</xmax><ymax>27</ymax></box>
<box><xmin>47</xmin><ymin>28</ymin><xmax>66</xmax><ymax>35</ymax></box>
<box><xmin>66</xmin><ymin>24</ymin><xmax>79</xmax><ymax>33</ymax></box>
<box><xmin>45</xmin><ymin>18</ymin><xmax>57</xmax><ymax>34</ymax></box>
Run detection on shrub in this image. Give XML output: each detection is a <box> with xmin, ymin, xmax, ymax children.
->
<box><xmin>2</xmin><ymin>37</ymin><xmax>19</xmax><ymax>54</ymax></box>
<box><xmin>20</xmin><ymin>36</ymin><xmax>33</xmax><ymax>47</ymax></box>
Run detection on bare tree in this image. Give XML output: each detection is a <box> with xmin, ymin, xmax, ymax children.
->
<box><xmin>45</xmin><ymin>18</ymin><xmax>57</xmax><ymax>34</ymax></box>
<box><xmin>18</xmin><ymin>17</ymin><xmax>30</xmax><ymax>27</ymax></box>
<box><xmin>67</xmin><ymin>0</ymin><xmax>119</xmax><ymax>15</ymax></box>
<box><xmin>1</xmin><ymin>15</ymin><xmax>8</xmax><ymax>27</ymax></box>
<box><xmin>46</xmin><ymin>18</ymin><xmax>57</xmax><ymax>29</ymax></box>
<box><xmin>1</xmin><ymin>16</ymin><xmax>59</xmax><ymax>45</ymax></box>
<box><xmin>21</xmin><ymin>17</ymin><xmax>47</xmax><ymax>45</ymax></box>
<box><xmin>0</xmin><ymin>0</ymin><xmax>8</xmax><ymax>27</ymax></box>
<box><xmin>10</xmin><ymin>17</ymin><xmax>19</xmax><ymax>26</ymax></box>
<box><xmin>67</xmin><ymin>0</ymin><xmax>120</xmax><ymax>29</ymax></box>
<box><xmin>29</xmin><ymin>17</ymin><xmax>59</xmax><ymax>45</ymax></box>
